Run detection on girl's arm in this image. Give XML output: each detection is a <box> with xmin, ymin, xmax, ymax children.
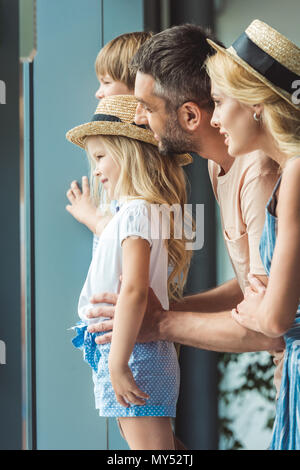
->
<box><xmin>108</xmin><ymin>236</ymin><xmax>151</xmax><ymax>406</ymax></box>
<box><xmin>234</xmin><ymin>160</ymin><xmax>300</xmax><ymax>337</ymax></box>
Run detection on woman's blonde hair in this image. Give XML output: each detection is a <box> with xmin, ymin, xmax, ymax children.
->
<box><xmin>95</xmin><ymin>32</ymin><xmax>153</xmax><ymax>90</ymax></box>
<box><xmin>206</xmin><ymin>52</ymin><xmax>300</xmax><ymax>162</ymax></box>
<box><xmin>85</xmin><ymin>135</ymin><xmax>193</xmax><ymax>302</ymax></box>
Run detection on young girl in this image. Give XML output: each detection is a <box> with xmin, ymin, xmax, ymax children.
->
<box><xmin>206</xmin><ymin>19</ymin><xmax>300</xmax><ymax>450</ymax></box>
<box><xmin>66</xmin><ymin>95</ymin><xmax>193</xmax><ymax>450</ymax></box>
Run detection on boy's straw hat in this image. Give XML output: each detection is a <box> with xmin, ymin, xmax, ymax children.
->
<box><xmin>66</xmin><ymin>95</ymin><xmax>193</xmax><ymax>166</ymax></box>
<box><xmin>207</xmin><ymin>19</ymin><xmax>300</xmax><ymax>109</ymax></box>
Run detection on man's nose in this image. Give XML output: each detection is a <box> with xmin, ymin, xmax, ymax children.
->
<box><xmin>95</xmin><ymin>85</ymin><xmax>104</xmax><ymax>100</ymax></box>
<box><xmin>134</xmin><ymin>102</ymin><xmax>148</xmax><ymax>126</ymax></box>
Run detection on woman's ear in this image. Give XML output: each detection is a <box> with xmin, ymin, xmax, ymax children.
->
<box><xmin>252</xmin><ymin>103</ymin><xmax>264</xmax><ymax>115</ymax></box>
<box><xmin>178</xmin><ymin>101</ymin><xmax>202</xmax><ymax>132</ymax></box>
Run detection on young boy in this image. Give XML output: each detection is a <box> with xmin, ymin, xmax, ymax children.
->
<box><xmin>66</xmin><ymin>32</ymin><xmax>152</xmax><ymax>237</ymax></box>
<box><xmin>95</xmin><ymin>32</ymin><xmax>151</xmax><ymax>99</ymax></box>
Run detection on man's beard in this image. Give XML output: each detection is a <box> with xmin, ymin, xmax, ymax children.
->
<box><xmin>158</xmin><ymin>115</ymin><xmax>195</xmax><ymax>156</ymax></box>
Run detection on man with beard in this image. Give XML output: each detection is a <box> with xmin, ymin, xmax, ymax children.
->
<box><xmin>86</xmin><ymin>25</ymin><xmax>284</xmax><ymax>394</ymax></box>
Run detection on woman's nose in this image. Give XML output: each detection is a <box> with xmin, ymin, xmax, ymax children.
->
<box><xmin>134</xmin><ymin>102</ymin><xmax>148</xmax><ymax>126</ymax></box>
<box><xmin>210</xmin><ymin>111</ymin><xmax>220</xmax><ymax>129</ymax></box>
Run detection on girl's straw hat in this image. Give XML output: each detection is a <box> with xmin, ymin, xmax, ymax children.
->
<box><xmin>207</xmin><ymin>19</ymin><xmax>300</xmax><ymax>109</ymax></box>
<box><xmin>66</xmin><ymin>95</ymin><xmax>193</xmax><ymax>166</ymax></box>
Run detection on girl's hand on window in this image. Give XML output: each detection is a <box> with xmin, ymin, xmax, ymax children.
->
<box><xmin>108</xmin><ymin>361</ymin><xmax>150</xmax><ymax>408</ymax></box>
<box><xmin>66</xmin><ymin>176</ymin><xmax>98</xmax><ymax>231</ymax></box>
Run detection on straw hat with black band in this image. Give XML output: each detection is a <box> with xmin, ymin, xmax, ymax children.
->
<box><xmin>207</xmin><ymin>19</ymin><xmax>300</xmax><ymax>110</ymax></box>
<box><xmin>66</xmin><ymin>95</ymin><xmax>193</xmax><ymax>166</ymax></box>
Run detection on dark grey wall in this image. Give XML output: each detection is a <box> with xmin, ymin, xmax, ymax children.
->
<box><xmin>0</xmin><ymin>0</ymin><xmax>22</xmax><ymax>450</ymax></box>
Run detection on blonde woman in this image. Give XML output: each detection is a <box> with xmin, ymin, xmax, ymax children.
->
<box><xmin>66</xmin><ymin>95</ymin><xmax>193</xmax><ymax>450</ymax></box>
<box><xmin>206</xmin><ymin>20</ymin><xmax>300</xmax><ymax>450</ymax></box>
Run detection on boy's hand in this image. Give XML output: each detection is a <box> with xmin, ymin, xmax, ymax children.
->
<box><xmin>66</xmin><ymin>176</ymin><xmax>98</xmax><ymax>232</ymax></box>
<box><xmin>108</xmin><ymin>360</ymin><xmax>150</xmax><ymax>408</ymax></box>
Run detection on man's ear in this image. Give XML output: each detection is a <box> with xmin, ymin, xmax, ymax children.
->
<box><xmin>178</xmin><ymin>102</ymin><xmax>202</xmax><ymax>132</ymax></box>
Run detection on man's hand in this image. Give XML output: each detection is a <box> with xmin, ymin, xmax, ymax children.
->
<box><xmin>87</xmin><ymin>288</ymin><xmax>164</xmax><ymax>344</ymax></box>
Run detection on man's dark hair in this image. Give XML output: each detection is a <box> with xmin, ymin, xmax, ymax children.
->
<box><xmin>131</xmin><ymin>23</ymin><xmax>224</xmax><ymax>110</ymax></box>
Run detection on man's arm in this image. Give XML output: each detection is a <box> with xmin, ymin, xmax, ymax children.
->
<box><xmin>158</xmin><ymin>308</ymin><xmax>284</xmax><ymax>352</ymax></box>
<box><xmin>88</xmin><ymin>289</ymin><xmax>284</xmax><ymax>353</ymax></box>
<box><xmin>161</xmin><ymin>275</ymin><xmax>281</xmax><ymax>352</ymax></box>
<box><xmin>170</xmin><ymin>278</ymin><xmax>243</xmax><ymax>313</ymax></box>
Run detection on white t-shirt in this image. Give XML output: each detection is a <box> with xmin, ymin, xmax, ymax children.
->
<box><xmin>78</xmin><ymin>199</ymin><xmax>170</xmax><ymax>326</ymax></box>
<box><xmin>92</xmin><ymin>200</ymin><xmax>118</xmax><ymax>254</ymax></box>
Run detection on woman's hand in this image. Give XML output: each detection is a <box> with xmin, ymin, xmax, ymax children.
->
<box><xmin>108</xmin><ymin>359</ymin><xmax>150</xmax><ymax>408</ymax></box>
<box><xmin>231</xmin><ymin>274</ymin><xmax>267</xmax><ymax>332</ymax></box>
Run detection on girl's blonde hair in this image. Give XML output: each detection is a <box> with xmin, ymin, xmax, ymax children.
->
<box><xmin>206</xmin><ymin>52</ymin><xmax>300</xmax><ymax>162</ymax></box>
<box><xmin>95</xmin><ymin>32</ymin><xmax>153</xmax><ymax>90</ymax></box>
<box><xmin>86</xmin><ymin>135</ymin><xmax>193</xmax><ymax>302</ymax></box>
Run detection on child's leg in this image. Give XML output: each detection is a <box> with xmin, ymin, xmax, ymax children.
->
<box><xmin>117</xmin><ymin>416</ymin><xmax>175</xmax><ymax>450</ymax></box>
<box><xmin>174</xmin><ymin>435</ymin><xmax>188</xmax><ymax>450</ymax></box>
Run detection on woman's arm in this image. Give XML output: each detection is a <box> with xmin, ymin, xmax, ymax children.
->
<box><xmin>234</xmin><ymin>160</ymin><xmax>300</xmax><ymax>337</ymax></box>
<box><xmin>108</xmin><ymin>236</ymin><xmax>151</xmax><ymax>407</ymax></box>
<box><xmin>258</xmin><ymin>161</ymin><xmax>300</xmax><ymax>336</ymax></box>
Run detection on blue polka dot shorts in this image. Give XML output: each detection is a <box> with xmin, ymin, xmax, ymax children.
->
<box><xmin>71</xmin><ymin>322</ymin><xmax>180</xmax><ymax>417</ymax></box>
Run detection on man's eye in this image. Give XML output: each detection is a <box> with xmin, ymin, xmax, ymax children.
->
<box><xmin>141</xmin><ymin>103</ymin><xmax>152</xmax><ymax>113</ymax></box>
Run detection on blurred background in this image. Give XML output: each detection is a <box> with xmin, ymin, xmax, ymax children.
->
<box><xmin>0</xmin><ymin>0</ymin><xmax>299</xmax><ymax>450</ymax></box>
